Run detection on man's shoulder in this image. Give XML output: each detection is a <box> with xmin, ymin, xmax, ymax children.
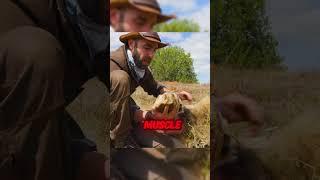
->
<box><xmin>110</xmin><ymin>46</ymin><xmax>128</xmax><ymax>71</ymax></box>
<box><xmin>110</xmin><ymin>46</ymin><xmax>125</xmax><ymax>60</ymax></box>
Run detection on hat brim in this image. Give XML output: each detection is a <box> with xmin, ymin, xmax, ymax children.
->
<box><xmin>110</xmin><ymin>1</ymin><xmax>176</xmax><ymax>23</ymax></box>
<box><xmin>131</xmin><ymin>4</ymin><xmax>176</xmax><ymax>23</ymax></box>
<box><xmin>119</xmin><ymin>32</ymin><xmax>168</xmax><ymax>48</ymax></box>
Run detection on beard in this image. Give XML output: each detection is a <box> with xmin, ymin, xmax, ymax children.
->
<box><xmin>132</xmin><ymin>47</ymin><xmax>150</xmax><ymax>69</ymax></box>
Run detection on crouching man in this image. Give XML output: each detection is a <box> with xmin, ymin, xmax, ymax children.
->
<box><xmin>110</xmin><ymin>32</ymin><xmax>192</xmax><ymax>148</ymax></box>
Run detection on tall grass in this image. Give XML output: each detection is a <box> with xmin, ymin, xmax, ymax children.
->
<box><xmin>215</xmin><ymin>65</ymin><xmax>320</xmax><ymax>179</ymax></box>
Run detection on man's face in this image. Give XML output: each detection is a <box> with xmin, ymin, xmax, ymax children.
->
<box><xmin>111</xmin><ymin>6</ymin><xmax>158</xmax><ymax>32</ymax></box>
<box><xmin>128</xmin><ymin>39</ymin><xmax>159</xmax><ymax>69</ymax></box>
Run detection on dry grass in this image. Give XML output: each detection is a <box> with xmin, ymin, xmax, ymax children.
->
<box><xmin>261</xmin><ymin>109</ymin><xmax>320</xmax><ymax>179</ymax></box>
<box><xmin>215</xmin><ymin>66</ymin><xmax>320</xmax><ymax>127</ymax></box>
<box><xmin>215</xmin><ymin>66</ymin><xmax>320</xmax><ymax>179</ymax></box>
<box><xmin>132</xmin><ymin>81</ymin><xmax>210</xmax><ymax>148</ymax></box>
<box><xmin>66</xmin><ymin>78</ymin><xmax>107</xmax><ymax>154</ymax></box>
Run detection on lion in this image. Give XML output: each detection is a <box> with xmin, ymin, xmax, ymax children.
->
<box><xmin>151</xmin><ymin>92</ymin><xmax>210</xmax><ymax>147</ymax></box>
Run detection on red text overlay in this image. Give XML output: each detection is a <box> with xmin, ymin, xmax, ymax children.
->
<box><xmin>142</xmin><ymin>119</ymin><xmax>183</xmax><ymax>130</ymax></box>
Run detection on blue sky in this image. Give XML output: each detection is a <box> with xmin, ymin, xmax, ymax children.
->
<box><xmin>157</xmin><ymin>0</ymin><xmax>210</xmax><ymax>31</ymax></box>
<box><xmin>266</xmin><ymin>0</ymin><xmax>320</xmax><ymax>71</ymax></box>
<box><xmin>110</xmin><ymin>32</ymin><xmax>210</xmax><ymax>84</ymax></box>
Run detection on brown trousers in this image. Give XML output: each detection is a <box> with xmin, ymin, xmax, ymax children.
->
<box><xmin>0</xmin><ymin>1</ymin><xmax>101</xmax><ymax>179</ymax></box>
<box><xmin>110</xmin><ymin>70</ymin><xmax>185</xmax><ymax>148</ymax></box>
<box><xmin>0</xmin><ymin>24</ymin><xmax>73</xmax><ymax>179</ymax></box>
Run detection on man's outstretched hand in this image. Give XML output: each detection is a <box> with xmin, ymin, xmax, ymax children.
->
<box><xmin>177</xmin><ymin>91</ymin><xmax>192</xmax><ymax>101</ymax></box>
<box><xmin>216</xmin><ymin>93</ymin><xmax>264</xmax><ymax>135</ymax></box>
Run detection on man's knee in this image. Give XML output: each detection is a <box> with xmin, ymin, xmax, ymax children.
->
<box><xmin>110</xmin><ymin>70</ymin><xmax>130</xmax><ymax>93</ymax></box>
<box><xmin>0</xmin><ymin>26</ymin><xmax>65</xmax><ymax>79</ymax></box>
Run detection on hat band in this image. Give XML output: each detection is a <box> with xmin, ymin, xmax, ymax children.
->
<box><xmin>130</xmin><ymin>0</ymin><xmax>161</xmax><ymax>12</ymax></box>
<box><xmin>140</xmin><ymin>33</ymin><xmax>161</xmax><ymax>42</ymax></box>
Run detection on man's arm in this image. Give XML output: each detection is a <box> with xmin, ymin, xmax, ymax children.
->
<box><xmin>133</xmin><ymin>109</ymin><xmax>152</xmax><ymax>122</ymax></box>
<box><xmin>140</xmin><ymin>70</ymin><xmax>166</xmax><ymax>97</ymax></box>
<box><xmin>216</xmin><ymin>93</ymin><xmax>265</xmax><ymax>136</ymax></box>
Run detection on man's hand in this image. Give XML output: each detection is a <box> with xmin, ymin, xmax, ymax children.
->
<box><xmin>134</xmin><ymin>110</ymin><xmax>152</xmax><ymax>122</ymax></box>
<box><xmin>216</xmin><ymin>93</ymin><xmax>264</xmax><ymax>136</ymax></box>
<box><xmin>177</xmin><ymin>91</ymin><xmax>192</xmax><ymax>101</ymax></box>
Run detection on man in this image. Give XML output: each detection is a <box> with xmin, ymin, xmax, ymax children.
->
<box><xmin>110</xmin><ymin>32</ymin><xmax>192</xmax><ymax>148</ymax></box>
<box><xmin>0</xmin><ymin>0</ymin><xmax>107</xmax><ymax>179</ymax></box>
<box><xmin>110</xmin><ymin>0</ymin><xmax>176</xmax><ymax>32</ymax></box>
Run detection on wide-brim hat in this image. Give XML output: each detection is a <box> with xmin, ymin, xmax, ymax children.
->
<box><xmin>110</xmin><ymin>0</ymin><xmax>176</xmax><ymax>23</ymax></box>
<box><xmin>119</xmin><ymin>32</ymin><xmax>168</xmax><ymax>48</ymax></box>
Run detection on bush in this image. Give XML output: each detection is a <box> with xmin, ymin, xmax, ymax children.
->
<box><xmin>212</xmin><ymin>0</ymin><xmax>284</xmax><ymax>68</ymax></box>
<box><xmin>153</xmin><ymin>19</ymin><xmax>200</xmax><ymax>32</ymax></box>
<box><xmin>150</xmin><ymin>46</ymin><xmax>198</xmax><ymax>83</ymax></box>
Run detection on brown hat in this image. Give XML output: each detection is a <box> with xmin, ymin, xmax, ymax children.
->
<box><xmin>110</xmin><ymin>0</ymin><xmax>176</xmax><ymax>23</ymax></box>
<box><xmin>120</xmin><ymin>32</ymin><xmax>168</xmax><ymax>48</ymax></box>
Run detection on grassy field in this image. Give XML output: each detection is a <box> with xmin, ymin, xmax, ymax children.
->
<box><xmin>215</xmin><ymin>66</ymin><xmax>320</xmax><ymax>179</ymax></box>
<box><xmin>215</xmin><ymin>66</ymin><xmax>320</xmax><ymax>130</ymax></box>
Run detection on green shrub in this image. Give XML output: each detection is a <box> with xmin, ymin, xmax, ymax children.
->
<box><xmin>150</xmin><ymin>46</ymin><xmax>198</xmax><ymax>83</ymax></box>
<box><xmin>212</xmin><ymin>0</ymin><xmax>284</xmax><ymax>69</ymax></box>
<box><xmin>153</xmin><ymin>19</ymin><xmax>200</xmax><ymax>32</ymax></box>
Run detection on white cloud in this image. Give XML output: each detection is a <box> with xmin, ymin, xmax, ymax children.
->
<box><xmin>158</xmin><ymin>33</ymin><xmax>184</xmax><ymax>43</ymax></box>
<box><xmin>183</xmin><ymin>4</ymin><xmax>210</xmax><ymax>31</ymax></box>
<box><xmin>158</xmin><ymin>0</ymin><xmax>210</xmax><ymax>32</ymax></box>
<box><xmin>110</xmin><ymin>32</ymin><xmax>127</xmax><ymax>51</ymax></box>
<box><xmin>175</xmin><ymin>33</ymin><xmax>210</xmax><ymax>83</ymax></box>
